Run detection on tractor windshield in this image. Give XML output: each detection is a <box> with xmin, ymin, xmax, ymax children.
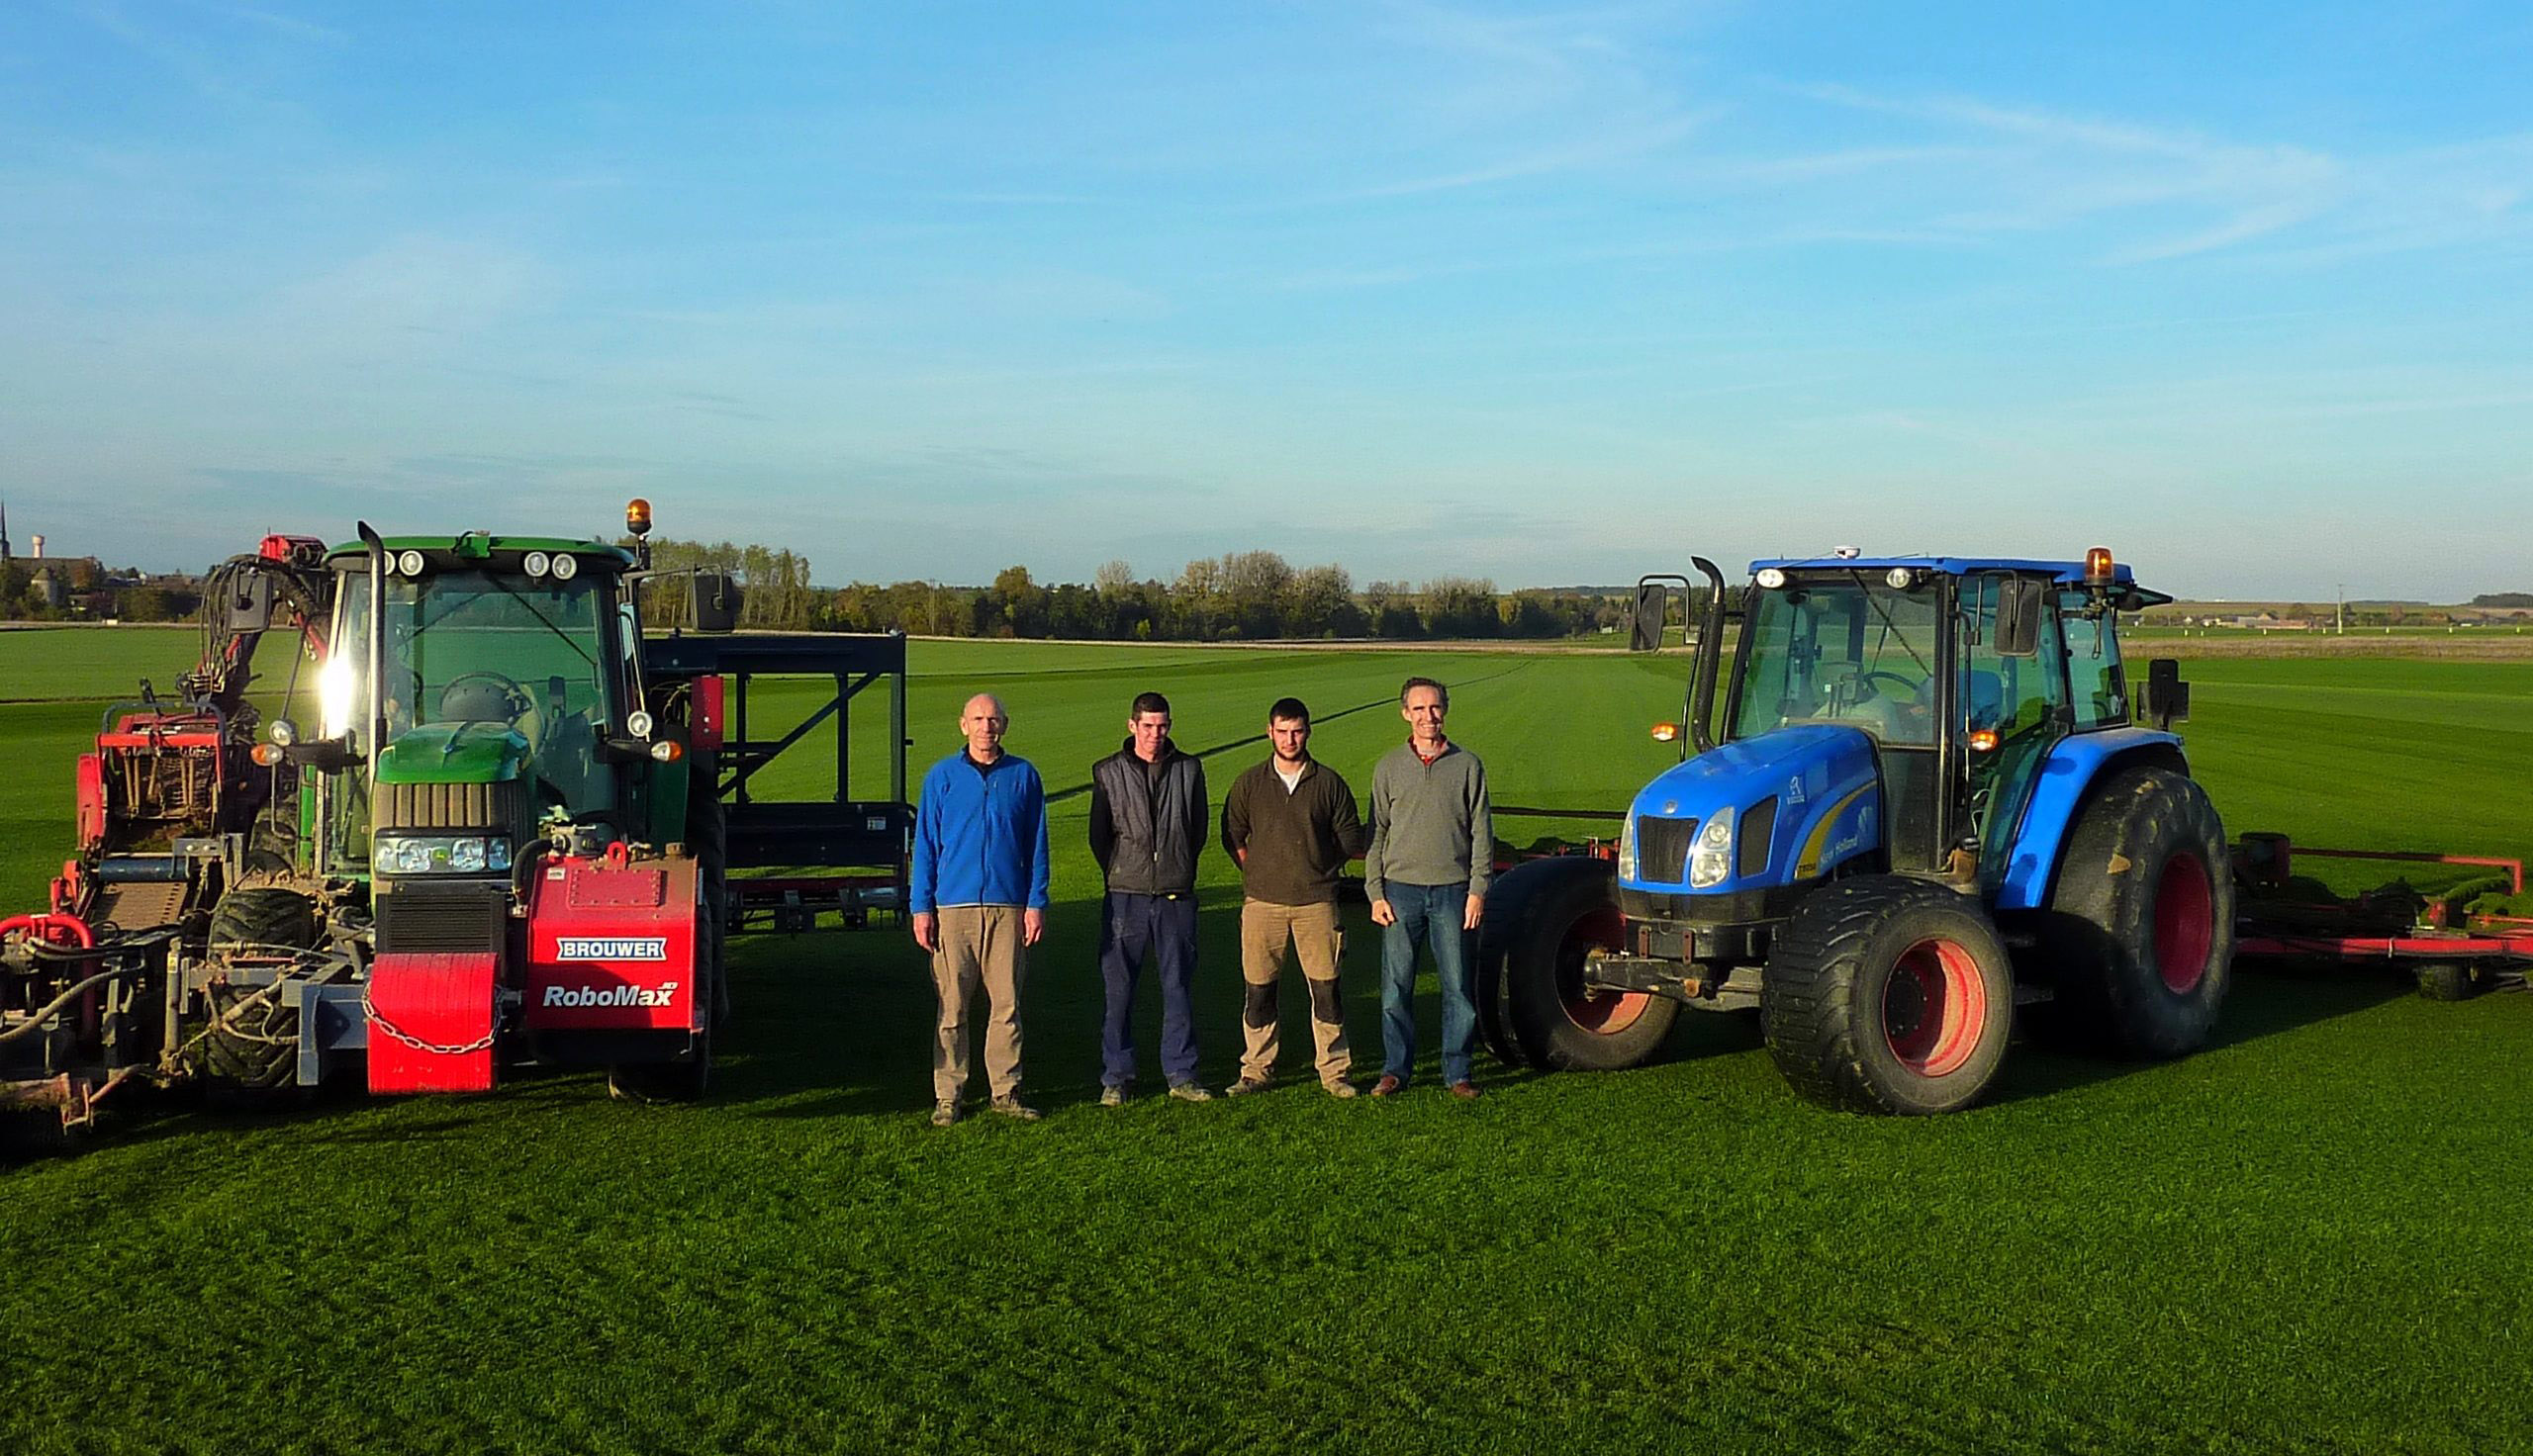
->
<box><xmin>1731</xmin><ymin>577</ymin><xmax>1942</xmax><ymax>747</ymax></box>
<box><xmin>327</xmin><ymin>568</ymin><xmax>623</xmax><ymax>814</ymax></box>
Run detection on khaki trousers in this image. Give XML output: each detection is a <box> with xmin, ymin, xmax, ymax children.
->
<box><xmin>1238</xmin><ymin>899</ymin><xmax>1350</xmax><ymax>1085</ymax></box>
<box><xmin>930</xmin><ymin>905</ymin><xmax>1026</xmax><ymax>1104</ymax></box>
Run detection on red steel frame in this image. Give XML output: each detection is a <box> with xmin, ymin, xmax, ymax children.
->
<box><xmin>2235</xmin><ymin>843</ymin><xmax>2533</xmax><ymax>966</ymax></box>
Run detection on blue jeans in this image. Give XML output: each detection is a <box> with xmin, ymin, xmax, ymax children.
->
<box><xmin>1378</xmin><ymin>881</ymin><xmax>1475</xmax><ymax>1086</ymax></box>
<box><xmin>1099</xmin><ymin>891</ymin><xmax>1200</xmax><ymax>1087</ymax></box>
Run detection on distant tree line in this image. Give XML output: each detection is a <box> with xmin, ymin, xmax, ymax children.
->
<box><xmin>2471</xmin><ymin>592</ymin><xmax>2533</xmax><ymax>608</ymax></box>
<box><xmin>622</xmin><ymin>542</ymin><xmax>1643</xmax><ymax>642</ymax></box>
<box><xmin>820</xmin><ymin>552</ymin><xmax>1637</xmax><ymax>642</ymax></box>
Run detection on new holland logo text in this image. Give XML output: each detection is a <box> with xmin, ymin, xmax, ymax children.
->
<box><xmin>554</xmin><ymin>937</ymin><xmax>669</xmax><ymax>961</ymax></box>
<box><xmin>543</xmin><ymin>981</ymin><xmax>681</xmax><ymax>1009</ymax></box>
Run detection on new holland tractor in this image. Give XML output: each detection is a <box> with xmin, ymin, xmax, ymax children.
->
<box><xmin>1476</xmin><ymin>548</ymin><xmax>2232</xmax><ymax>1114</ymax></box>
<box><xmin>6</xmin><ymin>500</ymin><xmax>909</xmax><ymax>1134</ymax></box>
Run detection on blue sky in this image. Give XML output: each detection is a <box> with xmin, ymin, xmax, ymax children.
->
<box><xmin>3</xmin><ymin>2</ymin><xmax>2528</xmax><ymax>597</ymax></box>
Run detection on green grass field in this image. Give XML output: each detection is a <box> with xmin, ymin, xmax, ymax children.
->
<box><xmin>3</xmin><ymin>628</ymin><xmax>2530</xmax><ymax>1453</ymax></box>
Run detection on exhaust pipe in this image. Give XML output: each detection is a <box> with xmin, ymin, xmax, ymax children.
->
<box><xmin>357</xmin><ymin>523</ymin><xmax>387</xmax><ymax>779</ymax></box>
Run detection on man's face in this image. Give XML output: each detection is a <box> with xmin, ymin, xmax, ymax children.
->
<box><xmin>1402</xmin><ymin>685</ymin><xmax>1448</xmax><ymax>741</ymax></box>
<box><xmin>1129</xmin><ymin>709</ymin><xmax>1171</xmax><ymax>760</ymax></box>
<box><xmin>962</xmin><ymin>698</ymin><xmax>1007</xmax><ymax>757</ymax></box>
<box><xmin>1268</xmin><ymin>716</ymin><xmax>1310</xmax><ymax>764</ymax></box>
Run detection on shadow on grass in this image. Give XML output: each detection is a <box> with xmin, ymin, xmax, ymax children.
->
<box><xmin>1985</xmin><ymin>961</ymin><xmax>2416</xmax><ymax>1106</ymax></box>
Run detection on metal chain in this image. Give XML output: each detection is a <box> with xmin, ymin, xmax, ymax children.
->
<box><xmin>359</xmin><ymin>984</ymin><xmax>498</xmax><ymax>1057</ymax></box>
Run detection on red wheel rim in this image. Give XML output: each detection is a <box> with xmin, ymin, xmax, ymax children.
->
<box><xmin>1558</xmin><ymin>904</ymin><xmax>1649</xmax><ymax>1034</ymax></box>
<box><xmin>2154</xmin><ymin>851</ymin><xmax>2214</xmax><ymax>994</ymax></box>
<box><xmin>1882</xmin><ymin>938</ymin><xmax>1986</xmax><ymax>1078</ymax></box>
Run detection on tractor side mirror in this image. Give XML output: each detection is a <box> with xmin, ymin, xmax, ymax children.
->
<box><xmin>2136</xmin><ymin>658</ymin><xmax>2190</xmax><ymax>728</ymax></box>
<box><xmin>224</xmin><ymin>572</ymin><xmax>277</xmax><ymax>633</ymax></box>
<box><xmin>1629</xmin><ymin>584</ymin><xmax>1667</xmax><ymax>652</ymax></box>
<box><xmin>691</xmin><ymin>572</ymin><xmax>744</xmax><ymax>634</ymax></box>
<box><xmin>1993</xmin><ymin>578</ymin><xmax>2045</xmax><ymax>658</ymax></box>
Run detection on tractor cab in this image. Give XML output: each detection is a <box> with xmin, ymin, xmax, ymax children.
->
<box><xmin>1477</xmin><ymin>547</ymin><xmax>2227</xmax><ymax>1118</ymax></box>
<box><xmin>307</xmin><ymin>533</ymin><xmax>657</xmax><ymax>878</ymax></box>
<box><xmin>1635</xmin><ymin>549</ymin><xmax>2176</xmax><ymax>900</ymax></box>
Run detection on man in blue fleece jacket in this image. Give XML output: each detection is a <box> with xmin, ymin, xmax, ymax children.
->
<box><xmin>910</xmin><ymin>692</ymin><xmax>1052</xmax><ymax>1126</ymax></box>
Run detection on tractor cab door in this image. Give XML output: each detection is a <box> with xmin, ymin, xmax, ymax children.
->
<box><xmin>1958</xmin><ymin>574</ymin><xmax>2072</xmax><ymax>892</ymax></box>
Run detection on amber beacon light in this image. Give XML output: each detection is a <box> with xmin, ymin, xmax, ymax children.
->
<box><xmin>2084</xmin><ymin>546</ymin><xmax>2114</xmax><ymax>586</ymax></box>
<box><xmin>626</xmin><ymin>498</ymin><xmax>653</xmax><ymax>538</ymax></box>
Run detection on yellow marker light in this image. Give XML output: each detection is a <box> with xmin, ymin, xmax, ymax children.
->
<box><xmin>1967</xmin><ymin>728</ymin><xmax>2002</xmax><ymax>754</ymax></box>
<box><xmin>251</xmin><ymin>744</ymin><xmax>285</xmax><ymax>767</ymax></box>
<box><xmin>1650</xmin><ymin>722</ymin><xmax>1680</xmax><ymax>743</ymax></box>
<box><xmin>2084</xmin><ymin>546</ymin><xmax>2114</xmax><ymax>584</ymax></box>
<box><xmin>626</xmin><ymin>498</ymin><xmax>654</xmax><ymax>538</ymax></box>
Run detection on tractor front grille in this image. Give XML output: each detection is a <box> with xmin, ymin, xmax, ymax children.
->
<box><xmin>376</xmin><ymin>780</ymin><xmax>525</xmax><ymax>834</ymax></box>
<box><xmin>374</xmin><ymin>883</ymin><xmax>510</xmax><ymax>956</ymax></box>
<box><xmin>1634</xmin><ymin>815</ymin><xmax>1697</xmax><ymax>885</ymax></box>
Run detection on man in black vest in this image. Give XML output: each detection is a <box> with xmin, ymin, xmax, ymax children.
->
<box><xmin>1089</xmin><ymin>691</ymin><xmax>1213</xmax><ymax>1104</ymax></box>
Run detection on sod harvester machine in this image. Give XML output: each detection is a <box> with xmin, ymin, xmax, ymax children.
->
<box><xmin>3</xmin><ymin>502</ymin><xmax>909</xmax><ymax>1134</ymax></box>
<box><xmin>1479</xmin><ymin>548</ymin><xmax>2231</xmax><ymax>1114</ymax></box>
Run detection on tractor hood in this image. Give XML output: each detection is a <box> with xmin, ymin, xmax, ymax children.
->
<box><xmin>376</xmin><ymin>722</ymin><xmax>532</xmax><ymax>785</ymax></box>
<box><xmin>1622</xmin><ymin>723</ymin><xmax>1882</xmax><ymax>892</ymax></box>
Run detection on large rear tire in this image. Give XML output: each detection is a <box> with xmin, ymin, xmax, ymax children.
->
<box><xmin>1492</xmin><ymin>857</ymin><xmax>1677</xmax><ymax>1072</ymax></box>
<box><xmin>2042</xmin><ymin>768</ymin><xmax>2233</xmax><ymax>1058</ymax></box>
<box><xmin>1762</xmin><ymin>876</ymin><xmax>2014</xmax><ymax>1116</ymax></box>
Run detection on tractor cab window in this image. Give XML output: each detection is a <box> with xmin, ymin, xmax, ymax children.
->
<box><xmin>2059</xmin><ymin>592</ymin><xmax>2129</xmax><ymax>730</ymax></box>
<box><xmin>1732</xmin><ymin>578</ymin><xmax>1943</xmax><ymax>748</ymax></box>
<box><xmin>333</xmin><ymin>568</ymin><xmax>625</xmax><ymax>818</ymax></box>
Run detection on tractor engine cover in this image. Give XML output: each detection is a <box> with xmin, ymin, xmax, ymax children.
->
<box><xmin>523</xmin><ymin>849</ymin><xmax>702</xmax><ymax>1034</ymax></box>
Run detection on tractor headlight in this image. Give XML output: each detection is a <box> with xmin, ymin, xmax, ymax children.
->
<box><xmin>1618</xmin><ymin>815</ymin><xmax>1639</xmax><ymax>880</ymax></box>
<box><xmin>397</xmin><ymin>550</ymin><xmax>425</xmax><ymax>578</ymax></box>
<box><xmin>550</xmin><ymin>552</ymin><xmax>579</xmax><ymax>581</ymax></box>
<box><xmin>1688</xmin><ymin>806</ymin><xmax>1736</xmax><ymax>889</ymax></box>
<box><xmin>374</xmin><ymin>835</ymin><xmax>513</xmax><ymax>875</ymax></box>
<box><xmin>523</xmin><ymin>551</ymin><xmax>552</xmax><ymax>579</ymax></box>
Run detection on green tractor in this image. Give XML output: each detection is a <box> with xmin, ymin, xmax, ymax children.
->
<box><xmin>7</xmin><ymin>500</ymin><xmax>909</xmax><ymax>1128</ymax></box>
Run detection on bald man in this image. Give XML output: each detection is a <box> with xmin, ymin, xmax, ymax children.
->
<box><xmin>910</xmin><ymin>692</ymin><xmax>1052</xmax><ymax>1126</ymax></box>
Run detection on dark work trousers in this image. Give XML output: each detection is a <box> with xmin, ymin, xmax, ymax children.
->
<box><xmin>1099</xmin><ymin>890</ymin><xmax>1201</xmax><ymax>1088</ymax></box>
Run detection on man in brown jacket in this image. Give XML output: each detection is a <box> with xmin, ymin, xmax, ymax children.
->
<box><xmin>1218</xmin><ymin>696</ymin><xmax>1368</xmax><ymax>1097</ymax></box>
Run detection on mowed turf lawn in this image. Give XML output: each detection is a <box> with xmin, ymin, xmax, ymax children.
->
<box><xmin>2</xmin><ymin>628</ymin><xmax>2530</xmax><ymax>1453</ymax></box>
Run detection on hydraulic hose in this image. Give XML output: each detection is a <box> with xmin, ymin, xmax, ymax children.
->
<box><xmin>0</xmin><ymin>965</ymin><xmax>146</xmax><ymax>1046</ymax></box>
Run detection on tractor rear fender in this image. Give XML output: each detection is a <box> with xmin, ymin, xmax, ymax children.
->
<box><xmin>1993</xmin><ymin>729</ymin><xmax>2189</xmax><ymax>911</ymax></box>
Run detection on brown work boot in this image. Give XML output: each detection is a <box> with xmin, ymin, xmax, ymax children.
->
<box><xmin>988</xmin><ymin>1095</ymin><xmax>1042</xmax><ymax>1122</ymax></box>
<box><xmin>1449</xmin><ymin>1080</ymin><xmax>1481</xmax><ymax>1101</ymax></box>
<box><xmin>1323</xmin><ymin>1078</ymin><xmax>1360</xmax><ymax>1100</ymax></box>
<box><xmin>1370</xmin><ymin>1075</ymin><xmax>1404</xmax><ymax>1098</ymax></box>
<box><xmin>929</xmin><ymin>1102</ymin><xmax>961</xmax><ymax>1128</ymax></box>
<box><xmin>1223</xmin><ymin>1075</ymin><xmax>1272</xmax><ymax>1098</ymax></box>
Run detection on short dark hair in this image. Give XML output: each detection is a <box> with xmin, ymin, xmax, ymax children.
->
<box><xmin>1131</xmin><ymin>691</ymin><xmax>1171</xmax><ymax>718</ymax></box>
<box><xmin>1400</xmin><ymin>676</ymin><xmax>1448</xmax><ymax>708</ymax></box>
<box><xmin>1268</xmin><ymin>696</ymin><xmax>1310</xmax><ymax>726</ymax></box>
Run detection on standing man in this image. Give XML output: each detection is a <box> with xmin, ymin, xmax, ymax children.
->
<box><xmin>1088</xmin><ymin>691</ymin><xmax>1211</xmax><ymax>1105</ymax></box>
<box><xmin>909</xmin><ymin>692</ymin><xmax>1051</xmax><ymax>1127</ymax></box>
<box><xmin>1365</xmin><ymin>677</ymin><xmax>1493</xmax><ymax>1100</ymax></box>
<box><xmin>1219</xmin><ymin>697</ymin><xmax>1368</xmax><ymax>1098</ymax></box>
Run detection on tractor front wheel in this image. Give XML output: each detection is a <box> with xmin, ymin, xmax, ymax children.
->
<box><xmin>2042</xmin><ymin>768</ymin><xmax>2234</xmax><ymax>1058</ymax></box>
<box><xmin>1488</xmin><ymin>856</ymin><xmax>1677</xmax><ymax>1071</ymax></box>
<box><xmin>1762</xmin><ymin>876</ymin><xmax>2014</xmax><ymax>1115</ymax></box>
<box><xmin>200</xmin><ymin>886</ymin><xmax>321</xmax><ymax>1093</ymax></box>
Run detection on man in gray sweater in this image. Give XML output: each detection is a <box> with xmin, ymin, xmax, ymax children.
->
<box><xmin>1364</xmin><ymin>677</ymin><xmax>1493</xmax><ymax>1099</ymax></box>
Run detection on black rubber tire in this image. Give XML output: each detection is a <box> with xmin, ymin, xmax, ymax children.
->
<box><xmin>206</xmin><ymin>886</ymin><xmax>320</xmax><ymax>954</ymax></box>
<box><xmin>2416</xmin><ymin>961</ymin><xmax>2483</xmax><ymax>1002</ymax></box>
<box><xmin>1762</xmin><ymin>875</ymin><xmax>2015</xmax><ymax>1116</ymax></box>
<box><xmin>2042</xmin><ymin>768</ymin><xmax>2234</xmax><ymax>1059</ymax></box>
<box><xmin>1495</xmin><ymin>856</ymin><xmax>1679</xmax><ymax>1071</ymax></box>
<box><xmin>607</xmin><ymin>1023</ymin><xmax>710</xmax><ymax>1104</ymax></box>
<box><xmin>1474</xmin><ymin>860</ymin><xmax>1560</xmax><ymax>1068</ymax></box>
<box><xmin>200</xmin><ymin>887</ymin><xmax>320</xmax><ymax>1092</ymax></box>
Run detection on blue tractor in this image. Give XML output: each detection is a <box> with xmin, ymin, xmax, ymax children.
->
<box><xmin>1475</xmin><ymin>548</ymin><xmax>2232</xmax><ymax>1114</ymax></box>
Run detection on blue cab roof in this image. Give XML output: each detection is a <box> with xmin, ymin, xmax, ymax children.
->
<box><xmin>1746</xmin><ymin>555</ymin><xmax>2136</xmax><ymax>586</ymax></box>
